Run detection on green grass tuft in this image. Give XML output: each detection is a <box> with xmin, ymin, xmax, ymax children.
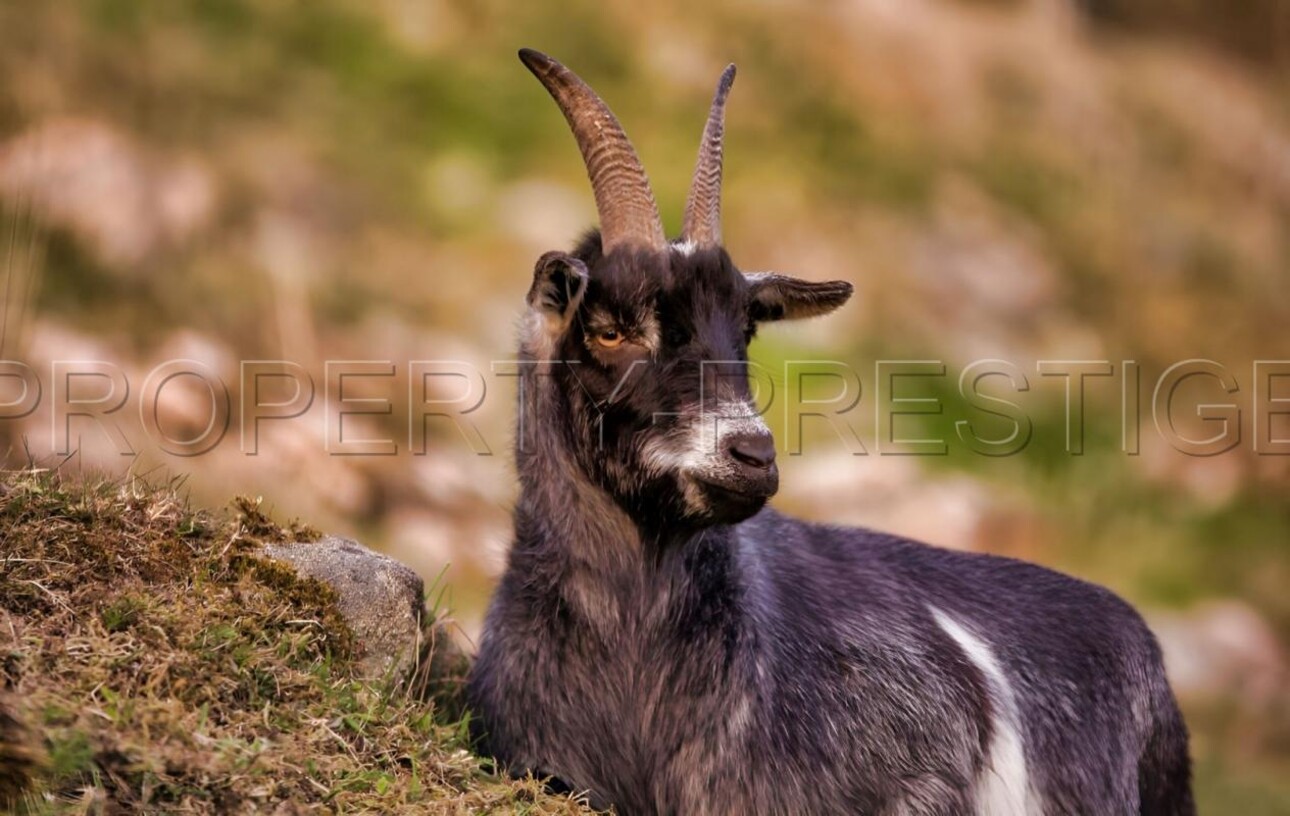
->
<box><xmin>0</xmin><ymin>469</ymin><xmax>590</xmax><ymax>814</ymax></box>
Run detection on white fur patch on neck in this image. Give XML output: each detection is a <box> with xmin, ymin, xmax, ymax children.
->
<box><xmin>929</xmin><ymin>607</ymin><xmax>1043</xmax><ymax>816</ymax></box>
<box><xmin>671</xmin><ymin>239</ymin><xmax>698</xmax><ymax>257</ymax></box>
<box><xmin>521</xmin><ymin>309</ymin><xmax>559</xmax><ymax>361</ymax></box>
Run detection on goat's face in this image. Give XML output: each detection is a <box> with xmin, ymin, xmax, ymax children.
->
<box><xmin>516</xmin><ymin>49</ymin><xmax>851</xmax><ymax>527</ymax></box>
<box><xmin>523</xmin><ymin>236</ymin><xmax>851</xmax><ymax>527</ymax></box>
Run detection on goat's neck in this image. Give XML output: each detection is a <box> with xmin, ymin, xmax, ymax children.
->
<box><xmin>510</xmin><ymin>363</ymin><xmax>645</xmax><ymax>625</ymax></box>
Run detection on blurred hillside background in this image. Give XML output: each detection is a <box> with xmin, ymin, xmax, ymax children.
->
<box><xmin>0</xmin><ymin>0</ymin><xmax>1287</xmax><ymax>810</ymax></box>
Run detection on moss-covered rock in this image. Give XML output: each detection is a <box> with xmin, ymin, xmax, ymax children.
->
<box><xmin>263</xmin><ymin>536</ymin><xmax>425</xmax><ymax>684</ymax></box>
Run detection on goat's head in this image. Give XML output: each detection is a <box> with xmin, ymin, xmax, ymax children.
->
<box><xmin>518</xmin><ymin>49</ymin><xmax>852</xmax><ymax>528</ymax></box>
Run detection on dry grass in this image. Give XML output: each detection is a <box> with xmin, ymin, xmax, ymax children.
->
<box><xmin>0</xmin><ymin>468</ymin><xmax>589</xmax><ymax>814</ymax></box>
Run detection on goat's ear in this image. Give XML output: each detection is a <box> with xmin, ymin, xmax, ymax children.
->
<box><xmin>747</xmin><ymin>273</ymin><xmax>853</xmax><ymax>321</ymax></box>
<box><xmin>528</xmin><ymin>251</ymin><xmax>589</xmax><ymax>326</ymax></box>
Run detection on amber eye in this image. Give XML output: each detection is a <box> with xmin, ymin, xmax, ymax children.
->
<box><xmin>594</xmin><ymin>329</ymin><xmax>625</xmax><ymax>349</ymax></box>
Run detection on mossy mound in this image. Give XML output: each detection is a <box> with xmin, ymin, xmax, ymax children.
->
<box><xmin>0</xmin><ymin>470</ymin><xmax>586</xmax><ymax>814</ymax></box>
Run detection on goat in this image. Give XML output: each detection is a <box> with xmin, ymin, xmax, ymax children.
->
<box><xmin>465</xmin><ymin>49</ymin><xmax>1195</xmax><ymax>816</ymax></box>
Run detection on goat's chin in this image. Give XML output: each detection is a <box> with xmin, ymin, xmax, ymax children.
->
<box><xmin>685</xmin><ymin>476</ymin><xmax>774</xmax><ymax>526</ymax></box>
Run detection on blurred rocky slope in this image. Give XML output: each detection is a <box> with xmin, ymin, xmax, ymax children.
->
<box><xmin>0</xmin><ymin>0</ymin><xmax>1288</xmax><ymax>809</ymax></box>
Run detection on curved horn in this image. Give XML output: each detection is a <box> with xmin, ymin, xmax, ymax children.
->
<box><xmin>681</xmin><ymin>64</ymin><xmax>736</xmax><ymax>247</ymax></box>
<box><xmin>519</xmin><ymin>49</ymin><xmax>665</xmax><ymax>254</ymax></box>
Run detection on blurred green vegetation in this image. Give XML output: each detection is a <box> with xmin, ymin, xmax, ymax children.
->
<box><xmin>1</xmin><ymin>0</ymin><xmax>1288</xmax><ymax>810</ymax></box>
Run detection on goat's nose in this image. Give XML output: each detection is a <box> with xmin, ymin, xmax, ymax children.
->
<box><xmin>728</xmin><ymin>433</ymin><xmax>777</xmax><ymax>471</ymax></box>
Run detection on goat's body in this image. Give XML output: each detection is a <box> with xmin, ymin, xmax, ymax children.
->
<box><xmin>473</xmin><ymin>49</ymin><xmax>1194</xmax><ymax>815</ymax></box>
<box><xmin>468</xmin><ymin>507</ymin><xmax>1193</xmax><ymax>815</ymax></box>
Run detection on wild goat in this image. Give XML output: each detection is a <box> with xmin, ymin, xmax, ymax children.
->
<box><xmin>466</xmin><ymin>49</ymin><xmax>1194</xmax><ymax>815</ymax></box>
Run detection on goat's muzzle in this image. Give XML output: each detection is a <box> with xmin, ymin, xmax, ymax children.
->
<box><xmin>694</xmin><ymin>429</ymin><xmax>779</xmax><ymax>522</ymax></box>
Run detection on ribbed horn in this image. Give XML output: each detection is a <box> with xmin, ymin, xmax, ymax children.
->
<box><xmin>681</xmin><ymin>64</ymin><xmax>736</xmax><ymax>247</ymax></box>
<box><xmin>519</xmin><ymin>49</ymin><xmax>665</xmax><ymax>254</ymax></box>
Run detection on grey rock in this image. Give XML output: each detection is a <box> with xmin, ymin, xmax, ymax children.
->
<box><xmin>262</xmin><ymin>535</ymin><xmax>424</xmax><ymax>683</ymax></box>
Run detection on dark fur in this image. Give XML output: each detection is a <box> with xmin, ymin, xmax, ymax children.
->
<box><xmin>466</xmin><ymin>234</ymin><xmax>1194</xmax><ymax>815</ymax></box>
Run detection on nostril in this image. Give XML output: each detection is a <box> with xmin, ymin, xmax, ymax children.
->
<box><xmin>728</xmin><ymin>434</ymin><xmax>777</xmax><ymax>470</ymax></box>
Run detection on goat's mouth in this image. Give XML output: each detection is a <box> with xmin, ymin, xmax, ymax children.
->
<box><xmin>689</xmin><ymin>466</ymin><xmax>778</xmax><ymax>522</ymax></box>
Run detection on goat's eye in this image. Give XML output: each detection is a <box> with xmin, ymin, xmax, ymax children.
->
<box><xmin>594</xmin><ymin>329</ymin><xmax>625</xmax><ymax>349</ymax></box>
